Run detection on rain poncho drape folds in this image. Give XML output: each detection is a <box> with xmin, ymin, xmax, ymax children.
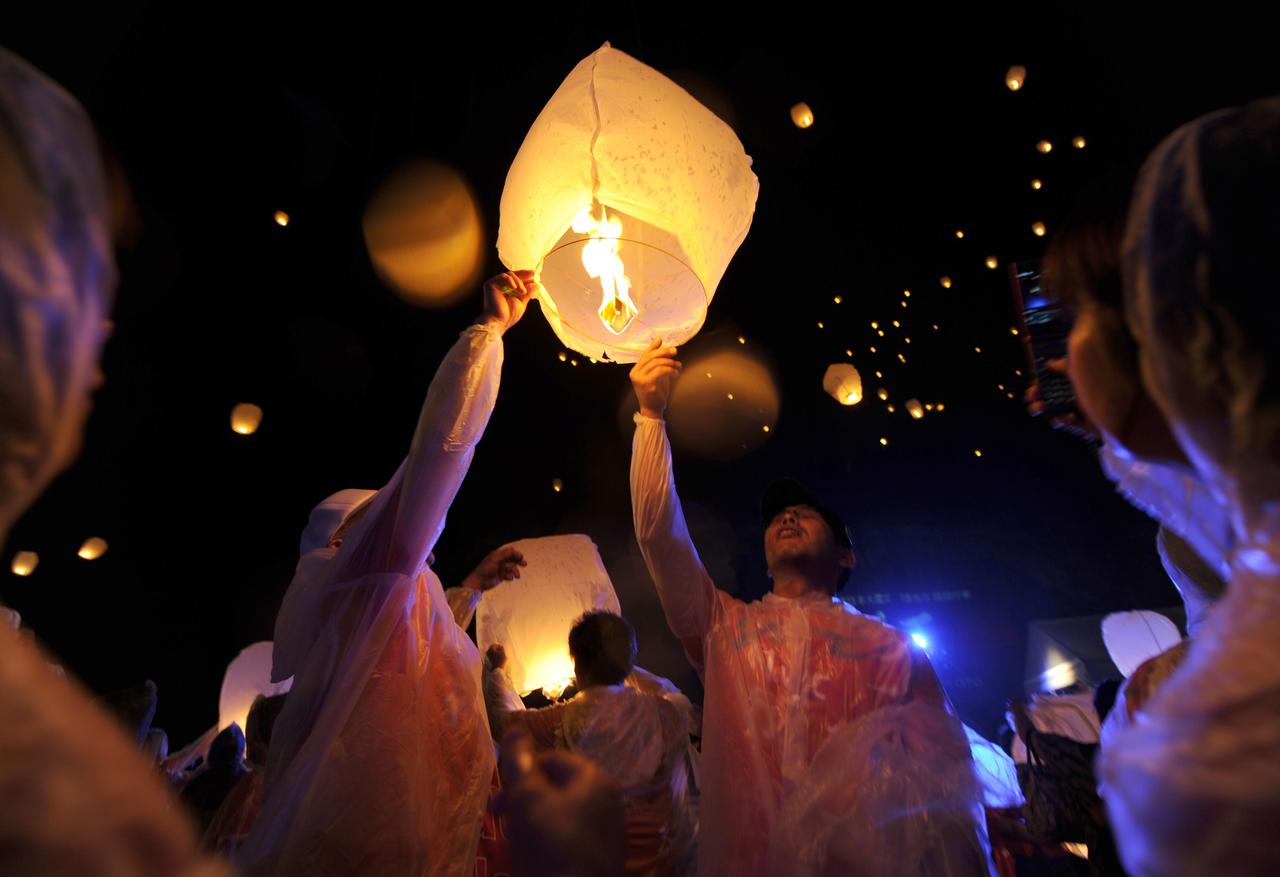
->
<box><xmin>0</xmin><ymin>48</ymin><xmax>115</xmax><ymax>544</ymax></box>
<box><xmin>239</xmin><ymin>324</ymin><xmax>503</xmax><ymax>877</ymax></box>
<box><xmin>1099</xmin><ymin>96</ymin><xmax>1280</xmax><ymax>877</ymax></box>
<box><xmin>630</xmin><ymin>414</ymin><xmax>993</xmax><ymax>876</ymax></box>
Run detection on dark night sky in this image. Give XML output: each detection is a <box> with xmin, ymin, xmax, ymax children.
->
<box><xmin>3</xmin><ymin>4</ymin><xmax>1275</xmax><ymax>744</ymax></box>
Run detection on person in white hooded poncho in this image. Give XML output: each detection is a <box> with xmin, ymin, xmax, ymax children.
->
<box><xmin>1090</xmin><ymin>96</ymin><xmax>1280</xmax><ymax>876</ymax></box>
<box><xmin>237</xmin><ymin>271</ymin><xmax>540</xmax><ymax>877</ymax></box>
<box><xmin>628</xmin><ymin>339</ymin><xmax>995</xmax><ymax>877</ymax></box>
<box><xmin>0</xmin><ymin>48</ymin><xmax>230</xmax><ymax>877</ymax></box>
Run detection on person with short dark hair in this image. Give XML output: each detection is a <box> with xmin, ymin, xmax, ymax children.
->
<box><xmin>181</xmin><ymin>724</ymin><xmax>248</xmax><ymax>835</ymax></box>
<box><xmin>490</xmin><ymin>611</ymin><xmax>695</xmax><ymax>877</ymax></box>
<box><xmin>628</xmin><ymin>341</ymin><xmax>993</xmax><ymax>875</ymax></box>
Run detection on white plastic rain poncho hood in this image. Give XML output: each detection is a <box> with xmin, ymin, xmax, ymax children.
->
<box><xmin>0</xmin><ymin>49</ymin><xmax>115</xmax><ymax>544</ymax></box>
<box><xmin>1099</xmin><ymin>96</ymin><xmax>1280</xmax><ymax>877</ymax></box>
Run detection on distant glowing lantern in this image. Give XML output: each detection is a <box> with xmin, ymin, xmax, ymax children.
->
<box><xmin>892</xmin><ymin>320</ymin><xmax>900</xmax><ymax>328</ymax></box>
<box><xmin>77</xmin><ymin>538</ymin><xmax>108</xmax><ymax>561</ymax></box>
<box><xmin>552</xmin><ymin>478</ymin><xmax>563</xmax><ymax>493</ymax></box>
<box><xmin>897</xmin><ymin>353</ymin><xmax>907</xmax><ymax>363</ymax></box>
<box><xmin>955</xmin><ymin>230</ymin><xmax>965</xmax><ymax>239</ymax></box>
<box><xmin>822</xmin><ymin>363</ymin><xmax>863</xmax><ymax>406</ymax></box>
<box><xmin>906</xmin><ymin>399</ymin><xmax>924</xmax><ymax>419</ymax></box>
<box><xmin>975</xmin><ymin>346</ymin><xmax>982</xmax><ymax>353</ymax></box>
<box><xmin>1102</xmin><ymin>611</ymin><xmax>1182</xmax><ymax>677</ymax></box>
<box><xmin>1010</xmin><ymin>326</ymin><xmax>1020</xmax><ymax>335</ymax></box>
<box><xmin>1032</xmin><ymin>221</ymin><xmax>1046</xmax><ymax>237</ymax></box>
<box><xmin>1015</xmin><ymin>369</ymin><xmax>1023</xmax><ymax>376</ymax></box>
<box><xmin>220</xmin><ymin>642</ymin><xmax>293</xmax><ymax>733</ymax></box>
<box><xmin>877</xmin><ymin>388</ymin><xmax>889</xmax><ymax>401</ymax></box>
<box><xmin>790</xmin><ymin>102</ymin><xmax>814</xmax><ymax>129</ymax></box>
<box><xmin>905</xmin><ymin>337</ymin><xmax>911</xmax><ymax>344</ymax></box>
<box><xmin>1031</xmin><ymin>179</ymin><xmax>1043</xmax><ymax>190</ymax></box>
<box><xmin>845</xmin><ymin>349</ymin><xmax>853</xmax><ymax>357</ymax></box>
<box><xmin>738</xmin><ymin>336</ymin><xmax>746</xmax><ymax>344</ymax></box>
<box><xmin>874</xmin><ymin>371</ymin><xmax>882</xmax><ymax>378</ymax></box>
<box><xmin>570</xmin><ymin>359</ymin><xmax>579</xmax><ymax>366</ymax></box>
<box><xmin>273</xmin><ymin>210</ymin><xmax>289</xmax><ymax>227</ymax></box>
<box><xmin>903</xmin><ymin>289</ymin><xmax>911</xmax><ymax>298</ymax></box>
<box><xmin>985</xmin><ymin>256</ymin><xmax>999</xmax><ymax>270</ymax></box>
<box><xmin>762</xmin><ymin>425</ymin><xmax>770</xmax><ymax>432</ymax></box>
<box><xmin>879</xmin><ymin>437</ymin><xmax>889</xmax><ymax>446</ymax></box>
<box><xmin>974</xmin><ymin>449</ymin><xmax>983</xmax><ymax>457</ymax></box>
<box><xmin>933</xmin><ymin>324</ymin><xmax>939</xmax><ymax>331</ymax></box>
<box><xmin>817</xmin><ymin>321</ymin><xmax>824</xmax><ymax>329</ymax></box>
<box><xmin>499</xmin><ymin>44</ymin><xmax>758</xmax><ymax>363</ymax></box>
<box><xmin>231</xmin><ymin>403</ymin><xmax>263</xmax><ymax>436</ymax></box>
<box><xmin>937</xmin><ymin>404</ymin><xmax>945</xmax><ymax>411</ymax></box>
<box><xmin>1073</xmin><ymin>136</ymin><xmax>1087</xmax><ymax>149</ymax></box>
<box><xmin>833</xmin><ymin>295</ymin><xmax>843</xmax><ymax>304</ymax></box>
<box><xmin>1036</xmin><ymin>140</ymin><xmax>1053</xmax><ymax>153</ymax></box>
<box><xmin>940</xmin><ymin>276</ymin><xmax>952</xmax><ymax>288</ymax></box>
<box><xmin>478</xmin><ymin>535</ymin><xmax>621</xmax><ymax>697</ymax></box>
<box><xmin>11</xmin><ymin>551</ymin><xmax>38</xmax><ymax>576</ymax></box>
<box><xmin>925</xmin><ymin>403</ymin><xmax>934</xmax><ymax>411</ymax></box>
<box><xmin>558</xmin><ymin>351</ymin><xmax>568</xmax><ymax>362</ymax></box>
<box><xmin>900</xmin><ymin>300</ymin><xmax>908</xmax><ymax>308</ymax></box>
<box><xmin>871</xmin><ymin>322</ymin><xmax>879</xmax><ymax>329</ymax></box>
<box><xmin>1005</xmin><ymin>66</ymin><xmax>1027</xmax><ymax>91</ymax></box>
<box><xmin>727</xmin><ymin>393</ymin><xmax>734</xmax><ymax>400</ymax></box>
<box><xmin>887</xmin><ymin>404</ymin><xmax>895</xmax><ymax>412</ymax></box>
<box><xmin>877</xmin><ymin>330</ymin><xmax>885</xmax><ymax>337</ymax></box>
<box><xmin>870</xmin><ymin>346</ymin><xmax>877</xmax><ymax>353</ymax></box>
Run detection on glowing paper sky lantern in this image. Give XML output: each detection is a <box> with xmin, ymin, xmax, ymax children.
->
<box><xmin>477</xmin><ymin>534</ymin><xmax>621</xmax><ymax>697</ymax></box>
<box><xmin>1005</xmin><ymin>66</ymin><xmax>1026</xmax><ymax>91</ymax></box>
<box><xmin>790</xmin><ymin>102</ymin><xmax>814</xmax><ymax>128</ymax></box>
<box><xmin>499</xmin><ymin>44</ymin><xmax>758</xmax><ymax>363</ymax></box>
<box><xmin>231</xmin><ymin>403</ymin><xmax>263</xmax><ymax>435</ymax></box>
<box><xmin>822</xmin><ymin>363</ymin><xmax>862</xmax><ymax>406</ymax></box>
<box><xmin>219</xmin><ymin>642</ymin><xmax>293</xmax><ymax>732</ymax></box>
<box><xmin>1102</xmin><ymin>610</ymin><xmax>1182</xmax><ymax>677</ymax></box>
<box><xmin>11</xmin><ymin>551</ymin><xmax>38</xmax><ymax>576</ymax></box>
<box><xmin>77</xmin><ymin>538</ymin><xmax>108</xmax><ymax>560</ymax></box>
<box><xmin>906</xmin><ymin>399</ymin><xmax>924</xmax><ymax>419</ymax></box>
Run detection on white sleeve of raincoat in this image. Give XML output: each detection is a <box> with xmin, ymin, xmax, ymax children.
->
<box><xmin>445</xmin><ymin>586</ymin><xmax>482</xmax><ymax>631</ymax></box>
<box><xmin>327</xmin><ymin>322</ymin><xmax>503</xmax><ymax>584</ymax></box>
<box><xmin>630</xmin><ymin>414</ymin><xmax>717</xmax><ymax>656</ymax></box>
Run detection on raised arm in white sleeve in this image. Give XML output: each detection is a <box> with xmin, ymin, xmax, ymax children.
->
<box><xmin>630</xmin><ymin>414</ymin><xmax>717</xmax><ymax>667</ymax></box>
<box><xmin>329</xmin><ymin>322</ymin><xmax>503</xmax><ymax>583</ymax></box>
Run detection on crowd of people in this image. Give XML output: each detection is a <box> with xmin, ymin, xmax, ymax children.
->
<box><xmin>2</xmin><ymin>44</ymin><xmax>1278</xmax><ymax>877</ymax></box>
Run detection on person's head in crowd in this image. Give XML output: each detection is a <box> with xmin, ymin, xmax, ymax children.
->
<box><xmin>1122</xmin><ymin>96</ymin><xmax>1280</xmax><ymax>539</ymax></box>
<box><xmin>244</xmin><ymin>693</ymin><xmax>288</xmax><ymax>768</ymax></box>
<box><xmin>1093</xmin><ymin>678</ymin><xmax>1122</xmax><ymax>725</ymax></box>
<box><xmin>568</xmin><ymin>612</ymin><xmax>637</xmax><ymax>689</ymax></box>
<box><xmin>208</xmin><ymin>723</ymin><xmax>246</xmax><ymax>771</ymax></box>
<box><xmin>0</xmin><ymin>49</ymin><xmax>133</xmax><ymax>545</ymax></box>
<box><xmin>1040</xmin><ymin>169</ymin><xmax>1187</xmax><ymax>465</ymax></box>
<box><xmin>760</xmin><ymin>478</ymin><xmax>856</xmax><ymax>595</ymax></box>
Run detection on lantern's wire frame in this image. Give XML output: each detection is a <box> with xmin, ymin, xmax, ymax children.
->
<box><xmin>537</xmin><ymin>235</ymin><xmax>709</xmax><ymax>362</ymax></box>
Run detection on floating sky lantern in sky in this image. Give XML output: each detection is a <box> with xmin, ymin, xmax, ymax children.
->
<box><xmin>1037</xmin><ymin>140</ymin><xmax>1053</xmax><ymax>154</ymax></box>
<box><xmin>1073</xmin><ymin>136</ymin><xmax>1087</xmax><ymax>149</ymax></box>
<box><xmin>1032</xmin><ymin>221</ymin><xmax>1046</xmax><ymax>237</ymax></box>
<box><xmin>940</xmin><ymin>276</ymin><xmax>952</xmax><ymax>288</ymax></box>
<box><xmin>1031</xmin><ymin>179</ymin><xmax>1043</xmax><ymax>190</ymax></box>
<box><xmin>877</xmin><ymin>388</ymin><xmax>889</xmax><ymax>401</ymax></box>
<box><xmin>985</xmin><ymin>256</ymin><xmax>999</xmax><ymax>270</ymax></box>
<box><xmin>790</xmin><ymin>102</ymin><xmax>814</xmax><ymax>128</ymax></box>
<box><xmin>1005</xmin><ymin>66</ymin><xmax>1026</xmax><ymax>91</ymax></box>
<box><xmin>822</xmin><ymin>363</ymin><xmax>862</xmax><ymax>406</ymax></box>
<box><xmin>552</xmin><ymin>479</ymin><xmax>563</xmax><ymax>493</ymax></box>
<box><xmin>231</xmin><ymin>403</ymin><xmax>263</xmax><ymax>436</ymax></box>
<box><xmin>879</xmin><ymin>437</ymin><xmax>889</xmax><ymax>446</ymax></box>
<box><xmin>11</xmin><ymin>551</ymin><xmax>38</xmax><ymax>576</ymax></box>
<box><xmin>955</xmin><ymin>229</ymin><xmax>965</xmax><ymax>239</ymax></box>
<box><xmin>906</xmin><ymin>399</ymin><xmax>924</xmax><ymax>419</ymax></box>
<box><xmin>499</xmin><ymin>44</ymin><xmax>758</xmax><ymax>363</ymax></box>
<box><xmin>273</xmin><ymin>210</ymin><xmax>289</xmax><ymax>227</ymax></box>
<box><xmin>363</xmin><ymin>161</ymin><xmax>485</xmax><ymax>307</ymax></box>
<box><xmin>478</xmin><ymin>535</ymin><xmax>622</xmax><ymax>697</ymax></box>
<box><xmin>77</xmin><ymin>538</ymin><xmax>108</xmax><ymax>560</ymax></box>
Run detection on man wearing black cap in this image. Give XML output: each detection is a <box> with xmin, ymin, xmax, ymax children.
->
<box><xmin>628</xmin><ymin>341</ymin><xmax>992</xmax><ymax>876</ymax></box>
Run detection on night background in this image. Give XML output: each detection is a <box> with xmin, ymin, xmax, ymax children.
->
<box><xmin>3</xmin><ymin>5</ymin><xmax>1275</xmax><ymax>747</ymax></box>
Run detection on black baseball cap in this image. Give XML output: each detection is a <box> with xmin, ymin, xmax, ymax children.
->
<box><xmin>760</xmin><ymin>478</ymin><xmax>852</xmax><ymax>548</ymax></box>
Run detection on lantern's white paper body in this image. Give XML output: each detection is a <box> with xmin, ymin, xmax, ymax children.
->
<box><xmin>476</xmin><ymin>534</ymin><xmax>621</xmax><ymax>696</ymax></box>
<box><xmin>218</xmin><ymin>641</ymin><xmax>293</xmax><ymax>732</ymax></box>
<box><xmin>499</xmin><ymin>44</ymin><xmax>758</xmax><ymax>363</ymax></box>
<box><xmin>1101</xmin><ymin>610</ymin><xmax>1183</xmax><ymax>677</ymax></box>
<box><xmin>822</xmin><ymin>363</ymin><xmax>862</xmax><ymax>405</ymax></box>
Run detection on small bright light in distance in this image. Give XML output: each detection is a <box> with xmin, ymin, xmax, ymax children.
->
<box><xmin>911</xmin><ymin>632</ymin><xmax>929</xmax><ymax>649</ymax></box>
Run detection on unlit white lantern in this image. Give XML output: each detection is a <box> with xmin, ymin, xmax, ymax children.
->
<box><xmin>477</xmin><ymin>534</ymin><xmax>621</xmax><ymax>697</ymax></box>
<box><xmin>822</xmin><ymin>363</ymin><xmax>862</xmax><ymax>405</ymax></box>
<box><xmin>219</xmin><ymin>642</ymin><xmax>293</xmax><ymax>732</ymax></box>
<box><xmin>499</xmin><ymin>44</ymin><xmax>758</xmax><ymax>363</ymax></box>
<box><xmin>1101</xmin><ymin>610</ymin><xmax>1182</xmax><ymax>677</ymax></box>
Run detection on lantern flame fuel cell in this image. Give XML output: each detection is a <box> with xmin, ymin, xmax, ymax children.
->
<box><xmin>499</xmin><ymin>44</ymin><xmax>758</xmax><ymax>363</ymax></box>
